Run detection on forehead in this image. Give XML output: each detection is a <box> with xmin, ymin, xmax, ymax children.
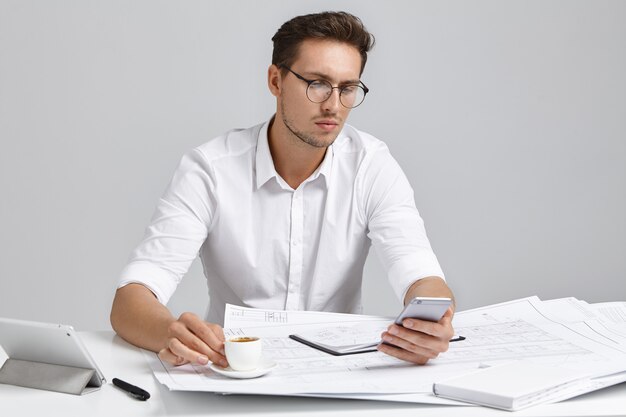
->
<box><xmin>291</xmin><ymin>38</ymin><xmax>362</xmax><ymax>82</ymax></box>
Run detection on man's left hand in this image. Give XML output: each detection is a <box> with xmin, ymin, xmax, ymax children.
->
<box><xmin>377</xmin><ymin>307</ymin><xmax>454</xmax><ymax>365</ymax></box>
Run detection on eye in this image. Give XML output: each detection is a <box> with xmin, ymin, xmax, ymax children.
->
<box><xmin>341</xmin><ymin>85</ymin><xmax>358</xmax><ymax>95</ymax></box>
<box><xmin>309</xmin><ymin>80</ymin><xmax>330</xmax><ymax>91</ymax></box>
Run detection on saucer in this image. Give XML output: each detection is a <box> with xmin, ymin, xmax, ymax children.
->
<box><xmin>209</xmin><ymin>359</ymin><xmax>277</xmax><ymax>379</ymax></box>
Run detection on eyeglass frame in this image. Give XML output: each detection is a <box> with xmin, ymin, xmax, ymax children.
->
<box><xmin>279</xmin><ymin>65</ymin><xmax>369</xmax><ymax>108</ymax></box>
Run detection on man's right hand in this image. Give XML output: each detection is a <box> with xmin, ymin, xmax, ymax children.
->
<box><xmin>157</xmin><ymin>312</ymin><xmax>228</xmax><ymax>368</ymax></box>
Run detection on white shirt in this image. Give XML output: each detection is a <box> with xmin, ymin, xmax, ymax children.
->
<box><xmin>118</xmin><ymin>118</ymin><xmax>444</xmax><ymax>324</ymax></box>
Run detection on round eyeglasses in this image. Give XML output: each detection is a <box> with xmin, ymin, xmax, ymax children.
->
<box><xmin>281</xmin><ymin>66</ymin><xmax>369</xmax><ymax>109</ymax></box>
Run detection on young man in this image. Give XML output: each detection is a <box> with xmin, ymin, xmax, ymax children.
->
<box><xmin>111</xmin><ymin>11</ymin><xmax>455</xmax><ymax>369</ymax></box>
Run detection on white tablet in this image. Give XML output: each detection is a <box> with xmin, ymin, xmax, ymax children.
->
<box><xmin>0</xmin><ymin>317</ymin><xmax>105</xmax><ymax>389</ymax></box>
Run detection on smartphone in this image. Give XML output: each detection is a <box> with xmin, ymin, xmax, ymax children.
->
<box><xmin>394</xmin><ymin>297</ymin><xmax>452</xmax><ymax>326</ymax></box>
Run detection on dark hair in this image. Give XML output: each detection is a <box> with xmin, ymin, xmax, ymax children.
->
<box><xmin>271</xmin><ymin>11</ymin><xmax>375</xmax><ymax>75</ymax></box>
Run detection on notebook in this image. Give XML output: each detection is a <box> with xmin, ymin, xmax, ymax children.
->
<box><xmin>289</xmin><ymin>297</ymin><xmax>453</xmax><ymax>356</ymax></box>
<box><xmin>288</xmin><ymin>333</ymin><xmax>379</xmax><ymax>356</ymax></box>
<box><xmin>432</xmin><ymin>360</ymin><xmax>626</xmax><ymax>411</ymax></box>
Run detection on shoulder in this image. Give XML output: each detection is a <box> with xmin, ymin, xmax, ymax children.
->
<box><xmin>192</xmin><ymin>122</ymin><xmax>262</xmax><ymax>163</ymax></box>
<box><xmin>168</xmin><ymin>123</ymin><xmax>263</xmax><ymax>182</ymax></box>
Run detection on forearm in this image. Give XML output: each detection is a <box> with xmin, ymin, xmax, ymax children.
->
<box><xmin>404</xmin><ymin>276</ymin><xmax>455</xmax><ymax>312</ymax></box>
<box><xmin>110</xmin><ymin>283</ymin><xmax>176</xmax><ymax>353</ymax></box>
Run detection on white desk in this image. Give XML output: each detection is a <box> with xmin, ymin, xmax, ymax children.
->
<box><xmin>1</xmin><ymin>331</ymin><xmax>625</xmax><ymax>417</ymax></box>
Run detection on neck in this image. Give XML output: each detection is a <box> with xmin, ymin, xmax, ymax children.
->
<box><xmin>268</xmin><ymin>117</ymin><xmax>328</xmax><ymax>189</ymax></box>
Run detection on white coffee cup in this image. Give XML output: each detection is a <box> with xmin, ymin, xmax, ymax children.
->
<box><xmin>224</xmin><ymin>336</ymin><xmax>262</xmax><ymax>371</ymax></box>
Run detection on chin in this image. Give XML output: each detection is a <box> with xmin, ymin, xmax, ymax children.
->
<box><xmin>305</xmin><ymin>132</ymin><xmax>339</xmax><ymax>148</ymax></box>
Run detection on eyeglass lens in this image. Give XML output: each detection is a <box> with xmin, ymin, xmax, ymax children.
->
<box><xmin>307</xmin><ymin>80</ymin><xmax>366</xmax><ymax>108</ymax></box>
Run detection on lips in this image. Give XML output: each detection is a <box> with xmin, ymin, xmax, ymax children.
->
<box><xmin>315</xmin><ymin>119</ymin><xmax>339</xmax><ymax>132</ymax></box>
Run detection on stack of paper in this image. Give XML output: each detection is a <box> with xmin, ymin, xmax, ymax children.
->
<box><xmin>145</xmin><ymin>296</ymin><xmax>626</xmax><ymax>408</ymax></box>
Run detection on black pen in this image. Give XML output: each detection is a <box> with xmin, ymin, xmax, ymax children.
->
<box><xmin>450</xmin><ymin>335</ymin><xmax>466</xmax><ymax>342</ymax></box>
<box><xmin>112</xmin><ymin>378</ymin><xmax>151</xmax><ymax>401</ymax></box>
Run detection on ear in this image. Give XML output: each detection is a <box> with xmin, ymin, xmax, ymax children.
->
<box><xmin>267</xmin><ymin>64</ymin><xmax>282</xmax><ymax>97</ymax></box>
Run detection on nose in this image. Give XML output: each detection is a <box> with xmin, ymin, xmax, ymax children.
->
<box><xmin>322</xmin><ymin>88</ymin><xmax>341</xmax><ymax>113</ymax></box>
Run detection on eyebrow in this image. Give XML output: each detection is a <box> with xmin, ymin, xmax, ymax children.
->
<box><xmin>304</xmin><ymin>71</ymin><xmax>361</xmax><ymax>85</ymax></box>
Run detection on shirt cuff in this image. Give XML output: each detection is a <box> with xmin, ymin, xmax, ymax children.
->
<box><xmin>117</xmin><ymin>261</ymin><xmax>180</xmax><ymax>305</ymax></box>
<box><xmin>387</xmin><ymin>254</ymin><xmax>445</xmax><ymax>304</ymax></box>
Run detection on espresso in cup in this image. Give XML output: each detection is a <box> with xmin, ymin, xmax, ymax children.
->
<box><xmin>230</xmin><ymin>337</ymin><xmax>257</xmax><ymax>343</ymax></box>
<box><xmin>224</xmin><ymin>336</ymin><xmax>262</xmax><ymax>371</ymax></box>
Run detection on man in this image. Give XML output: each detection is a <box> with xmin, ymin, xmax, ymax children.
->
<box><xmin>111</xmin><ymin>11</ymin><xmax>454</xmax><ymax>369</ymax></box>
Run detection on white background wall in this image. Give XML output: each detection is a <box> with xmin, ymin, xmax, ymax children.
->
<box><xmin>1</xmin><ymin>0</ymin><xmax>624</xmax><ymax>330</ymax></box>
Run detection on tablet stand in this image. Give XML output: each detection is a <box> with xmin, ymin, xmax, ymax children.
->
<box><xmin>0</xmin><ymin>358</ymin><xmax>99</xmax><ymax>395</ymax></box>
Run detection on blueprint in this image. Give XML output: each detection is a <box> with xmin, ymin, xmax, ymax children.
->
<box><xmin>146</xmin><ymin>297</ymin><xmax>626</xmax><ymax>402</ymax></box>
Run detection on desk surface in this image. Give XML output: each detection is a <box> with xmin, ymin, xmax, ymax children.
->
<box><xmin>1</xmin><ymin>331</ymin><xmax>625</xmax><ymax>417</ymax></box>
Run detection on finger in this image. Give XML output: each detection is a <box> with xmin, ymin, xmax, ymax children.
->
<box><xmin>167</xmin><ymin>321</ymin><xmax>213</xmax><ymax>364</ymax></box>
<box><xmin>166</xmin><ymin>337</ymin><xmax>208</xmax><ymax>365</ymax></box>
<box><xmin>170</xmin><ymin>317</ymin><xmax>227</xmax><ymax>365</ymax></box>
<box><xmin>377</xmin><ymin>342</ymin><xmax>430</xmax><ymax>365</ymax></box>
<box><xmin>186</xmin><ymin>324</ymin><xmax>227</xmax><ymax>363</ymax></box>
<box><xmin>390</xmin><ymin>323</ymin><xmax>451</xmax><ymax>348</ymax></box>
<box><xmin>158</xmin><ymin>346</ymin><xmax>189</xmax><ymax>366</ymax></box>
<box><xmin>401</xmin><ymin>317</ymin><xmax>455</xmax><ymax>340</ymax></box>
<box><xmin>191</xmin><ymin>322</ymin><xmax>227</xmax><ymax>354</ymax></box>
<box><xmin>440</xmin><ymin>307</ymin><xmax>454</xmax><ymax>327</ymax></box>
<box><xmin>385</xmin><ymin>324</ymin><xmax>451</xmax><ymax>355</ymax></box>
<box><xmin>381</xmin><ymin>330</ymin><xmax>442</xmax><ymax>358</ymax></box>
<box><xmin>167</xmin><ymin>337</ymin><xmax>228</xmax><ymax>368</ymax></box>
<box><xmin>440</xmin><ymin>309</ymin><xmax>456</xmax><ymax>340</ymax></box>
<box><xmin>178</xmin><ymin>314</ymin><xmax>226</xmax><ymax>354</ymax></box>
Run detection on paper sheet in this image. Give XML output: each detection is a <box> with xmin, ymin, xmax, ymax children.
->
<box><xmin>587</xmin><ymin>301</ymin><xmax>626</xmax><ymax>324</ymax></box>
<box><xmin>146</xmin><ymin>297</ymin><xmax>626</xmax><ymax>402</ymax></box>
<box><xmin>224</xmin><ymin>304</ymin><xmax>390</xmax><ymax>328</ymax></box>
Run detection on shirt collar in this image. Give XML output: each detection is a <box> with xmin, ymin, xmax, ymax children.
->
<box><xmin>255</xmin><ymin>116</ymin><xmax>337</xmax><ymax>190</ymax></box>
<box><xmin>311</xmin><ymin>142</ymin><xmax>334</xmax><ymax>188</ymax></box>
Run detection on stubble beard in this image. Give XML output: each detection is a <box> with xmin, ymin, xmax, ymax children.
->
<box><xmin>281</xmin><ymin>101</ymin><xmax>339</xmax><ymax>149</ymax></box>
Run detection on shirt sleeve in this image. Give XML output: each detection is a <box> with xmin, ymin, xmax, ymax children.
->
<box><xmin>358</xmin><ymin>142</ymin><xmax>445</xmax><ymax>304</ymax></box>
<box><xmin>117</xmin><ymin>148</ymin><xmax>216</xmax><ymax>305</ymax></box>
